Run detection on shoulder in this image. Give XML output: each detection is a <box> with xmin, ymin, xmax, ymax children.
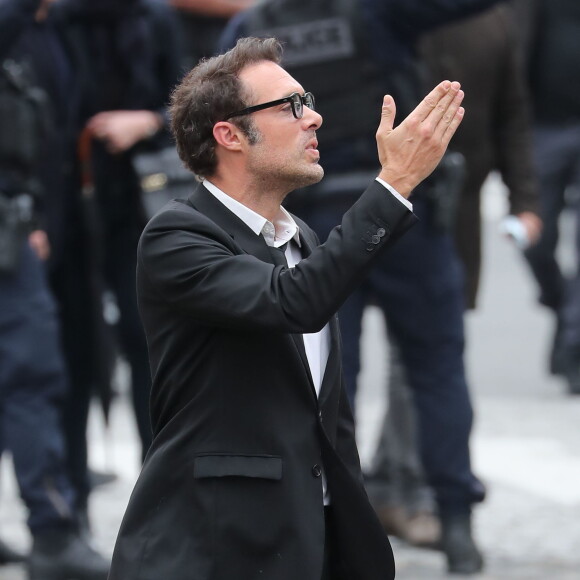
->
<box><xmin>144</xmin><ymin>199</ymin><xmax>222</xmax><ymax>235</ymax></box>
<box><xmin>140</xmin><ymin>198</ymin><xmax>239</xmax><ymax>254</ymax></box>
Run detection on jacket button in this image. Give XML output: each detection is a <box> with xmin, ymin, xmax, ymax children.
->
<box><xmin>377</xmin><ymin>228</ymin><xmax>386</xmax><ymax>237</ymax></box>
<box><xmin>312</xmin><ymin>464</ymin><xmax>322</xmax><ymax>478</ymax></box>
<box><xmin>371</xmin><ymin>235</ymin><xmax>381</xmax><ymax>244</ymax></box>
<box><xmin>366</xmin><ymin>243</ymin><xmax>374</xmax><ymax>252</ymax></box>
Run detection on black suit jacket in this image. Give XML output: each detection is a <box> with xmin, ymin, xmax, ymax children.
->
<box><xmin>108</xmin><ymin>180</ymin><xmax>416</xmax><ymax>580</ymax></box>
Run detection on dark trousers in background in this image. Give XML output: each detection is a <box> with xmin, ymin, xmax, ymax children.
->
<box><xmin>290</xmin><ymin>193</ymin><xmax>484</xmax><ymax>513</ymax></box>
<box><xmin>0</xmin><ymin>244</ymin><xmax>75</xmax><ymax>534</ymax></box>
<box><xmin>101</xmin><ymin>222</ymin><xmax>153</xmax><ymax>459</ymax></box>
<box><xmin>93</xmin><ymin>155</ymin><xmax>153</xmax><ymax>461</ymax></box>
<box><xmin>524</xmin><ymin>123</ymin><xmax>580</xmax><ymax>352</ymax></box>
<box><xmin>365</xmin><ymin>335</ymin><xmax>434</xmax><ymax>513</ymax></box>
<box><xmin>55</xmin><ymin>220</ymin><xmax>152</xmax><ymax>510</ymax></box>
<box><xmin>51</xmin><ymin>173</ymin><xmax>153</xmax><ymax>512</ymax></box>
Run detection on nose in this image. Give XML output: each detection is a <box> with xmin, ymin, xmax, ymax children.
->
<box><xmin>302</xmin><ymin>106</ymin><xmax>322</xmax><ymax>130</ymax></box>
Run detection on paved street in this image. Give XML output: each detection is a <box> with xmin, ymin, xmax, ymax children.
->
<box><xmin>1</xmin><ymin>176</ymin><xmax>580</xmax><ymax>579</ymax></box>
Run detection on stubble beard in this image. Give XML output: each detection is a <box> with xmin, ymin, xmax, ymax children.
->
<box><xmin>248</xmin><ymin>142</ymin><xmax>324</xmax><ymax>197</ymax></box>
<box><xmin>286</xmin><ymin>161</ymin><xmax>324</xmax><ymax>190</ymax></box>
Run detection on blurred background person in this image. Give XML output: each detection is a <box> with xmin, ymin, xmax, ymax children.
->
<box><xmin>420</xmin><ymin>1</ymin><xmax>541</xmax><ymax>311</ymax></box>
<box><xmin>222</xmin><ymin>0</ymin><xmax>503</xmax><ymax>574</ymax></box>
<box><xmin>169</xmin><ymin>0</ymin><xmax>256</xmax><ymax>72</ymax></box>
<box><xmin>46</xmin><ymin>0</ymin><xmax>182</xmax><ymax>530</ymax></box>
<box><xmin>517</xmin><ymin>0</ymin><xmax>580</xmax><ymax>395</ymax></box>
<box><xmin>363</xmin><ymin>340</ymin><xmax>439</xmax><ymax>550</ymax></box>
<box><xmin>18</xmin><ymin>0</ymin><xmax>119</xmax><ymax>536</ymax></box>
<box><xmin>0</xmin><ymin>0</ymin><xmax>110</xmax><ymax>576</ymax></box>
<box><xmin>362</xmin><ymin>0</ymin><xmax>543</xmax><ymax>552</ymax></box>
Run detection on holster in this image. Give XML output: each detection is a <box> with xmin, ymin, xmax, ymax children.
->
<box><xmin>424</xmin><ymin>151</ymin><xmax>466</xmax><ymax>233</ymax></box>
<box><xmin>0</xmin><ymin>192</ymin><xmax>34</xmax><ymax>273</ymax></box>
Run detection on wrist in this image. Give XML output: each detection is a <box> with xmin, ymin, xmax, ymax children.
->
<box><xmin>378</xmin><ymin>169</ymin><xmax>413</xmax><ymax>198</ymax></box>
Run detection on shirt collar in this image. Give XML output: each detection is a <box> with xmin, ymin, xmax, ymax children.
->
<box><xmin>203</xmin><ymin>180</ymin><xmax>301</xmax><ymax>248</ymax></box>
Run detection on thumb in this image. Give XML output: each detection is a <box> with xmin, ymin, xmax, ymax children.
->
<box><xmin>378</xmin><ymin>95</ymin><xmax>396</xmax><ymax>133</ymax></box>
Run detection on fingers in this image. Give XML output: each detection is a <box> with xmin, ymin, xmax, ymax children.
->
<box><xmin>435</xmin><ymin>87</ymin><xmax>464</xmax><ymax>143</ymax></box>
<box><xmin>410</xmin><ymin>80</ymin><xmax>453</xmax><ymax>123</ymax></box>
<box><xmin>375</xmin><ymin>95</ymin><xmax>397</xmax><ymax>170</ymax></box>
<box><xmin>441</xmin><ymin>105</ymin><xmax>465</xmax><ymax>146</ymax></box>
<box><xmin>426</xmin><ymin>81</ymin><xmax>462</xmax><ymax>130</ymax></box>
<box><xmin>377</xmin><ymin>95</ymin><xmax>396</xmax><ymax>135</ymax></box>
<box><xmin>409</xmin><ymin>81</ymin><xmax>464</xmax><ymax>143</ymax></box>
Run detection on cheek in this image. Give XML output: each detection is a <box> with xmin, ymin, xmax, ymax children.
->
<box><xmin>253</xmin><ymin>126</ymin><xmax>303</xmax><ymax>163</ymax></box>
<box><xmin>269</xmin><ymin>136</ymin><xmax>297</xmax><ymax>160</ymax></box>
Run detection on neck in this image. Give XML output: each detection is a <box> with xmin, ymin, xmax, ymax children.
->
<box><xmin>209</xmin><ymin>171</ymin><xmax>289</xmax><ymax>223</ymax></box>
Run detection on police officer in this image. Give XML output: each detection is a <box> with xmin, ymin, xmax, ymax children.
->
<box><xmin>0</xmin><ymin>0</ymin><xmax>110</xmax><ymax>577</ymax></box>
<box><xmin>221</xmin><ymin>0</ymin><xmax>503</xmax><ymax>574</ymax></box>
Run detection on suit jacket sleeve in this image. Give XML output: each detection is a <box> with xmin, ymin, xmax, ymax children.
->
<box><xmin>138</xmin><ymin>180</ymin><xmax>416</xmax><ymax>334</ymax></box>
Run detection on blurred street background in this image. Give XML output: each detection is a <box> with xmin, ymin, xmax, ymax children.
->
<box><xmin>1</xmin><ymin>175</ymin><xmax>580</xmax><ymax>579</ymax></box>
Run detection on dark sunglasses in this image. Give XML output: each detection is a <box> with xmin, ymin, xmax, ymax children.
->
<box><xmin>225</xmin><ymin>92</ymin><xmax>315</xmax><ymax>121</ymax></box>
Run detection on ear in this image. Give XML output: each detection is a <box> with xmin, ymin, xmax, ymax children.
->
<box><xmin>213</xmin><ymin>121</ymin><xmax>243</xmax><ymax>152</ymax></box>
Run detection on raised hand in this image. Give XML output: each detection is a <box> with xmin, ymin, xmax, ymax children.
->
<box><xmin>376</xmin><ymin>80</ymin><xmax>464</xmax><ymax>198</ymax></box>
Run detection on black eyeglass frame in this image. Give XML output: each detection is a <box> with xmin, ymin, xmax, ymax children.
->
<box><xmin>224</xmin><ymin>92</ymin><xmax>315</xmax><ymax>121</ymax></box>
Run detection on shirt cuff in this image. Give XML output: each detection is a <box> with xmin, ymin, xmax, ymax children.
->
<box><xmin>375</xmin><ymin>177</ymin><xmax>413</xmax><ymax>211</ymax></box>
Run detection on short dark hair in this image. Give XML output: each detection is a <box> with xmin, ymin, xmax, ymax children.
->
<box><xmin>169</xmin><ymin>37</ymin><xmax>283</xmax><ymax>179</ymax></box>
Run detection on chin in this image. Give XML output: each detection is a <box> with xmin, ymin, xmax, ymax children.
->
<box><xmin>298</xmin><ymin>164</ymin><xmax>324</xmax><ymax>188</ymax></box>
<box><xmin>276</xmin><ymin>163</ymin><xmax>325</xmax><ymax>192</ymax></box>
<box><xmin>313</xmin><ymin>164</ymin><xmax>324</xmax><ymax>182</ymax></box>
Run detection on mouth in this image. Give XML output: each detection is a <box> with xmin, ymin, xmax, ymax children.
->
<box><xmin>306</xmin><ymin>138</ymin><xmax>319</xmax><ymax>151</ymax></box>
<box><xmin>305</xmin><ymin>138</ymin><xmax>320</xmax><ymax>160</ymax></box>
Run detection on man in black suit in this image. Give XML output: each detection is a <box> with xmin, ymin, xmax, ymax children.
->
<box><xmin>108</xmin><ymin>37</ymin><xmax>465</xmax><ymax>580</ymax></box>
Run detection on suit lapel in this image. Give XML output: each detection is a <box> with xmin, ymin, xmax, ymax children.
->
<box><xmin>188</xmin><ymin>183</ymin><xmax>273</xmax><ymax>264</ymax></box>
<box><xmin>318</xmin><ymin>314</ymin><xmax>341</xmax><ymax>408</ymax></box>
<box><xmin>189</xmin><ymin>184</ymin><xmax>318</xmax><ymax>401</ymax></box>
<box><xmin>300</xmin><ymin>222</ymin><xmax>342</xmax><ymax>407</ymax></box>
<box><xmin>297</xmin><ymin>227</ymin><xmax>315</xmax><ymax>258</ymax></box>
<box><xmin>284</xmin><ymin>226</ymin><xmax>319</xmax><ymax>400</ymax></box>
<box><xmin>297</xmin><ymin>223</ymin><xmax>341</xmax><ymax>407</ymax></box>
<box><xmin>291</xmin><ymin>224</ymin><xmax>320</xmax><ymax>398</ymax></box>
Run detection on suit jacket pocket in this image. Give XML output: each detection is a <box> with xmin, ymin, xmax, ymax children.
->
<box><xmin>194</xmin><ymin>454</ymin><xmax>282</xmax><ymax>480</ymax></box>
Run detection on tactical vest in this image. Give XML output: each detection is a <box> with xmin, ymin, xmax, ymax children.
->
<box><xmin>243</xmin><ymin>0</ymin><xmax>422</xmax><ymax>155</ymax></box>
<box><xmin>0</xmin><ymin>59</ymin><xmax>50</xmax><ymax>270</ymax></box>
<box><xmin>0</xmin><ymin>58</ymin><xmax>50</xmax><ymax>195</ymax></box>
